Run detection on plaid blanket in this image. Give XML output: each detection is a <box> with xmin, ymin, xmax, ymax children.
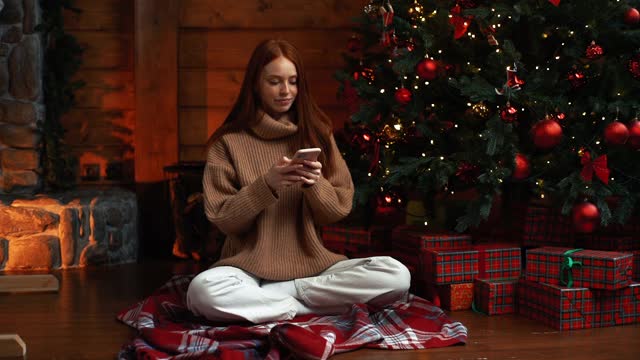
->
<box><xmin>117</xmin><ymin>275</ymin><xmax>467</xmax><ymax>359</ymax></box>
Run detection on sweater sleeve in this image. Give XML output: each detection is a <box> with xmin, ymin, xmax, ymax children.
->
<box><xmin>302</xmin><ymin>135</ymin><xmax>354</xmax><ymax>225</ymax></box>
<box><xmin>202</xmin><ymin>139</ymin><xmax>278</xmax><ymax>235</ymax></box>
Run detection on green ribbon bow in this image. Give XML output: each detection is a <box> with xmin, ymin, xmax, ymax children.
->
<box><xmin>560</xmin><ymin>248</ymin><xmax>583</xmax><ymax>288</ymax></box>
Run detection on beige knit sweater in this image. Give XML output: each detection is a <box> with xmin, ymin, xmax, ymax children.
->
<box><xmin>203</xmin><ymin>113</ymin><xmax>354</xmax><ymax>280</ymax></box>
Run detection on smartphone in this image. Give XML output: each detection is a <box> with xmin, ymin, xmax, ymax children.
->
<box><xmin>292</xmin><ymin>147</ymin><xmax>321</xmax><ymax>162</ymax></box>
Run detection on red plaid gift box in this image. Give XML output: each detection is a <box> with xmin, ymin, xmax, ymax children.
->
<box><xmin>391</xmin><ymin>225</ymin><xmax>472</xmax><ymax>251</ymax></box>
<box><xmin>474</xmin><ymin>278</ymin><xmax>518</xmax><ymax>315</ymax></box>
<box><xmin>474</xmin><ymin>244</ymin><xmax>521</xmax><ymax>280</ymax></box>
<box><xmin>510</xmin><ymin>203</ymin><xmax>574</xmax><ymax>247</ymax></box>
<box><xmin>575</xmin><ymin>233</ymin><xmax>638</xmax><ymax>251</ymax></box>
<box><xmin>321</xmin><ymin>225</ymin><xmax>388</xmax><ymax>254</ymax></box>
<box><xmin>421</xmin><ymin>248</ymin><xmax>478</xmax><ymax>285</ymax></box>
<box><xmin>631</xmin><ymin>250</ymin><xmax>640</xmax><ymax>281</ymax></box>
<box><xmin>525</xmin><ymin>247</ymin><xmax>634</xmax><ymax>290</ymax></box>
<box><xmin>424</xmin><ymin>283</ymin><xmax>474</xmax><ymax>311</ymax></box>
<box><xmin>592</xmin><ymin>282</ymin><xmax>640</xmax><ymax>327</ymax></box>
<box><xmin>518</xmin><ymin>279</ymin><xmax>594</xmax><ymax>331</ymax></box>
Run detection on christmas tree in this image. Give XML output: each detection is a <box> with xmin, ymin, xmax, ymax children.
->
<box><xmin>336</xmin><ymin>0</ymin><xmax>640</xmax><ymax>232</ymax></box>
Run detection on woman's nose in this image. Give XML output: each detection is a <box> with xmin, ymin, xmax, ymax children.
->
<box><xmin>280</xmin><ymin>83</ymin><xmax>289</xmax><ymax>94</ymax></box>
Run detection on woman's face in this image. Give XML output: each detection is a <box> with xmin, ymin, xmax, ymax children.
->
<box><xmin>258</xmin><ymin>56</ymin><xmax>298</xmax><ymax>119</ymax></box>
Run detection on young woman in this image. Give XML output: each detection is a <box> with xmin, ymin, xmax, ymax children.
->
<box><xmin>186</xmin><ymin>39</ymin><xmax>410</xmax><ymax>324</ymax></box>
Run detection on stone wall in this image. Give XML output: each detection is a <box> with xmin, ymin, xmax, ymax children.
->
<box><xmin>0</xmin><ymin>0</ymin><xmax>43</xmax><ymax>194</ymax></box>
<box><xmin>0</xmin><ymin>188</ymin><xmax>138</xmax><ymax>270</ymax></box>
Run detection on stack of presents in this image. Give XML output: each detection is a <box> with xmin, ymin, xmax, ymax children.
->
<box><xmin>320</xmin><ymin>200</ymin><xmax>640</xmax><ymax>331</ymax></box>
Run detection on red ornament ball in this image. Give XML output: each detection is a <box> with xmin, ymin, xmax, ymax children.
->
<box><xmin>532</xmin><ymin>118</ymin><xmax>563</xmax><ymax>149</ymax></box>
<box><xmin>416</xmin><ymin>59</ymin><xmax>438</xmax><ymax>80</ymax></box>
<box><xmin>572</xmin><ymin>202</ymin><xmax>600</xmax><ymax>233</ymax></box>
<box><xmin>624</xmin><ymin>7</ymin><xmax>640</xmax><ymax>25</ymax></box>
<box><xmin>585</xmin><ymin>41</ymin><xmax>604</xmax><ymax>59</ymax></box>
<box><xmin>394</xmin><ymin>88</ymin><xmax>412</xmax><ymax>105</ymax></box>
<box><xmin>513</xmin><ymin>153</ymin><xmax>531</xmax><ymax>180</ymax></box>
<box><xmin>627</xmin><ymin>119</ymin><xmax>640</xmax><ymax>149</ymax></box>
<box><xmin>500</xmin><ymin>104</ymin><xmax>518</xmax><ymax>123</ymax></box>
<box><xmin>604</xmin><ymin>121</ymin><xmax>629</xmax><ymax>145</ymax></box>
<box><xmin>629</xmin><ymin>55</ymin><xmax>640</xmax><ymax>80</ymax></box>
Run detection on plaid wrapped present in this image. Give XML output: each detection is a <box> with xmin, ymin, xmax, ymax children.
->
<box><xmin>391</xmin><ymin>225</ymin><xmax>472</xmax><ymax>252</ymax></box>
<box><xmin>321</xmin><ymin>225</ymin><xmax>388</xmax><ymax>253</ymax></box>
<box><xmin>575</xmin><ymin>233</ymin><xmax>639</xmax><ymax>251</ymax></box>
<box><xmin>474</xmin><ymin>243</ymin><xmax>521</xmax><ymax>279</ymax></box>
<box><xmin>510</xmin><ymin>202</ymin><xmax>574</xmax><ymax>247</ymax></box>
<box><xmin>421</xmin><ymin>248</ymin><xmax>478</xmax><ymax>285</ymax></box>
<box><xmin>518</xmin><ymin>279</ymin><xmax>594</xmax><ymax>331</ymax></box>
<box><xmin>633</xmin><ymin>251</ymin><xmax>640</xmax><ymax>281</ymax></box>
<box><xmin>592</xmin><ymin>283</ymin><xmax>640</xmax><ymax>327</ymax></box>
<box><xmin>525</xmin><ymin>247</ymin><xmax>634</xmax><ymax>290</ymax></box>
<box><xmin>424</xmin><ymin>283</ymin><xmax>474</xmax><ymax>311</ymax></box>
<box><xmin>474</xmin><ymin>278</ymin><xmax>518</xmax><ymax>315</ymax></box>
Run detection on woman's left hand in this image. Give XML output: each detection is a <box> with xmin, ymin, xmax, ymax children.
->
<box><xmin>296</xmin><ymin>160</ymin><xmax>322</xmax><ymax>186</ymax></box>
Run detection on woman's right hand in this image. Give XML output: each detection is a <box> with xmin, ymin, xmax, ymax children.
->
<box><xmin>264</xmin><ymin>156</ymin><xmax>304</xmax><ymax>192</ymax></box>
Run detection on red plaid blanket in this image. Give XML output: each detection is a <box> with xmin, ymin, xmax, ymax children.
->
<box><xmin>117</xmin><ymin>275</ymin><xmax>467</xmax><ymax>359</ymax></box>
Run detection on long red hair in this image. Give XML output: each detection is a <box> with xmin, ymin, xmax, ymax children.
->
<box><xmin>206</xmin><ymin>39</ymin><xmax>335</xmax><ymax>175</ymax></box>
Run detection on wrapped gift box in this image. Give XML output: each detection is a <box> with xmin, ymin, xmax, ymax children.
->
<box><xmin>632</xmin><ymin>251</ymin><xmax>640</xmax><ymax>281</ymax></box>
<box><xmin>592</xmin><ymin>282</ymin><xmax>640</xmax><ymax>327</ymax></box>
<box><xmin>525</xmin><ymin>247</ymin><xmax>633</xmax><ymax>290</ymax></box>
<box><xmin>391</xmin><ymin>225</ymin><xmax>472</xmax><ymax>252</ymax></box>
<box><xmin>421</xmin><ymin>248</ymin><xmax>478</xmax><ymax>285</ymax></box>
<box><xmin>474</xmin><ymin>278</ymin><xmax>518</xmax><ymax>315</ymax></box>
<box><xmin>321</xmin><ymin>225</ymin><xmax>388</xmax><ymax>253</ymax></box>
<box><xmin>474</xmin><ymin>244</ymin><xmax>522</xmax><ymax>280</ymax></box>
<box><xmin>509</xmin><ymin>202</ymin><xmax>574</xmax><ymax>247</ymax></box>
<box><xmin>424</xmin><ymin>283</ymin><xmax>474</xmax><ymax>311</ymax></box>
<box><xmin>518</xmin><ymin>279</ymin><xmax>594</xmax><ymax>331</ymax></box>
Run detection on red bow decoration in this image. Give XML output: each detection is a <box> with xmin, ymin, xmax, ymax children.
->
<box><xmin>580</xmin><ymin>151</ymin><xmax>609</xmax><ymax>184</ymax></box>
<box><xmin>548</xmin><ymin>0</ymin><xmax>561</xmax><ymax>6</ymax></box>
<box><xmin>449</xmin><ymin>5</ymin><xmax>472</xmax><ymax>39</ymax></box>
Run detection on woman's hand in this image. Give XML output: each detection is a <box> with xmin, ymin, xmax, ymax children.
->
<box><xmin>265</xmin><ymin>156</ymin><xmax>304</xmax><ymax>192</ymax></box>
<box><xmin>296</xmin><ymin>160</ymin><xmax>322</xmax><ymax>186</ymax></box>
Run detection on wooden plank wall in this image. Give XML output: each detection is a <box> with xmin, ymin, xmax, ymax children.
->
<box><xmin>62</xmin><ymin>0</ymin><xmax>135</xmax><ymax>184</ymax></box>
<box><xmin>178</xmin><ymin>0</ymin><xmax>367</xmax><ymax>162</ymax></box>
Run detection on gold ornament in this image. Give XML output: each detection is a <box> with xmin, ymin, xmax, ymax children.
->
<box><xmin>471</xmin><ymin>102</ymin><xmax>490</xmax><ymax>119</ymax></box>
<box><xmin>407</xmin><ymin>0</ymin><xmax>425</xmax><ymax>27</ymax></box>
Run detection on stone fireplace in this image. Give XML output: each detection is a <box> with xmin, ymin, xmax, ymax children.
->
<box><xmin>0</xmin><ymin>0</ymin><xmax>138</xmax><ymax>271</ymax></box>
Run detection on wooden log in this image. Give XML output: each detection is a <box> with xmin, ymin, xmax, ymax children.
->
<box><xmin>69</xmin><ymin>31</ymin><xmax>133</xmax><ymax>70</ymax></box>
<box><xmin>64</xmin><ymin>0</ymin><xmax>133</xmax><ymax>31</ymax></box>
<box><xmin>179</xmin><ymin>69</ymin><xmax>341</xmax><ymax>107</ymax></box>
<box><xmin>135</xmin><ymin>0</ymin><xmax>179</xmax><ymax>182</ymax></box>
<box><xmin>179</xmin><ymin>29</ymin><xmax>351</xmax><ymax>69</ymax></box>
<box><xmin>179</xmin><ymin>0</ymin><xmax>367</xmax><ymax>29</ymax></box>
<box><xmin>0</xmin><ymin>275</ymin><xmax>59</xmax><ymax>294</ymax></box>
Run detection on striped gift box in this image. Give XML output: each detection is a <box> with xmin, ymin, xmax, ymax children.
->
<box><xmin>525</xmin><ymin>247</ymin><xmax>633</xmax><ymax>290</ymax></box>
<box><xmin>517</xmin><ymin>279</ymin><xmax>594</xmax><ymax>331</ymax></box>
<box><xmin>421</xmin><ymin>248</ymin><xmax>478</xmax><ymax>284</ymax></box>
<box><xmin>511</xmin><ymin>203</ymin><xmax>574</xmax><ymax>247</ymax></box>
<box><xmin>474</xmin><ymin>244</ymin><xmax>521</xmax><ymax>280</ymax></box>
<box><xmin>391</xmin><ymin>225</ymin><xmax>472</xmax><ymax>251</ymax></box>
<box><xmin>424</xmin><ymin>283</ymin><xmax>474</xmax><ymax>311</ymax></box>
<box><xmin>474</xmin><ymin>278</ymin><xmax>518</xmax><ymax>315</ymax></box>
<box><xmin>320</xmin><ymin>225</ymin><xmax>388</xmax><ymax>252</ymax></box>
<box><xmin>592</xmin><ymin>283</ymin><xmax>640</xmax><ymax>327</ymax></box>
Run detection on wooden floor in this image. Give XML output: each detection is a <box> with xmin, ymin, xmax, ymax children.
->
<box><xmin>1</xmin><ymin>261</ymin><xmax>639</xmax><ymax>360</ymax></box>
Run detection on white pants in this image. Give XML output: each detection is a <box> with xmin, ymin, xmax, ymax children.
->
<box><xmin>186</xmin><ymin>256</ymin><xmax>411</xmax><ymax>324</ymax></box>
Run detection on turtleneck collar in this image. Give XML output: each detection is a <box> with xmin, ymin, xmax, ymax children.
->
<box><xmin>250</xmin><ymin>111</ymin><xmax>298</xmax><ymax>140</ymax></box>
